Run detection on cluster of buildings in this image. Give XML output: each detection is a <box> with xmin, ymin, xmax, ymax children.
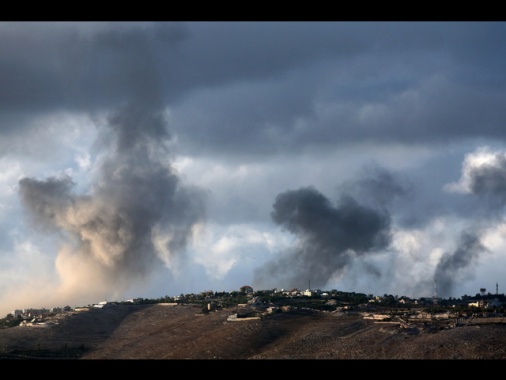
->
<box><xmin>8</xmin><ymin>301</ymin><xmax>113</xmax><ymax>327</ymax></box>
<box><xmin>6</xmin><ymin>284</ymin><xmax>506</xmax><ymax>326</ymax></box>
<box><xmin>11</xmin><ymin>305</ymin><xmax>72</xmax><ymax>319</ymax></box>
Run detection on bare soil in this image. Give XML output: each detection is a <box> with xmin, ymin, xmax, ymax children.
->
<box><xmin>1</xmin><ymin>303</ymin><xmax>506</xmax><ymax>360</ymax></box>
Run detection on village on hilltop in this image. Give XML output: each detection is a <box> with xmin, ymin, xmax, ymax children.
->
<box><xmin>2</xmin><ymin>284</ymin><xmax>506</xmax><ymax>330</ymax></box>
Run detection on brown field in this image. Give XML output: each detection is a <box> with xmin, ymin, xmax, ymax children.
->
<box><xmin>1</xmin><ymin>303</ymin><xmax>506</xmax><ymax>360</ymax></box>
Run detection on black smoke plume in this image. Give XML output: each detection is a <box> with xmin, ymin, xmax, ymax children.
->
<box><xmin>253</xmin><ymin>187</ymin><xmax>391</xmax><ymax>290</ymax></box>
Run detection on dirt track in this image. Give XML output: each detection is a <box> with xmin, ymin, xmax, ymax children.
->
<box><xmin>1</xmin><ymin>303</ymin><xmax>506</xmax><ymax>360</ymax></box>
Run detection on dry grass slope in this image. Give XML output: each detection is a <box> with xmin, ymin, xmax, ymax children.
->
<box><xmin>1</xmin><ymin>303</ymin><xmax>506</xmax><ymax>360</ymax></box>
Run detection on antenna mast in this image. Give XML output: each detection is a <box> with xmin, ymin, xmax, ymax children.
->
<box><xmin>433</xmin><ymin>279</ymin><xmax>438</xmax><ymax>305</ymax></box>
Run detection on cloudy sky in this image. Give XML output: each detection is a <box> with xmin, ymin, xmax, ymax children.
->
<box><xmin>1</xmin><ymin>21</ymin><xmax>506</xmax><ymax>315</ymax></box>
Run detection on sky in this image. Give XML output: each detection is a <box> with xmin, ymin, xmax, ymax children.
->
<box><xmin>1</xmin><ymin>21</ymin><xmax>506</xmax><ymax>316</ymax></box>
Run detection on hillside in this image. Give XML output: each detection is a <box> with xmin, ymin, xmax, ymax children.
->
<box><xmin>1</xmin><ymin>303</ymin><xmax>506</xmax><ymax>360</ymax></box>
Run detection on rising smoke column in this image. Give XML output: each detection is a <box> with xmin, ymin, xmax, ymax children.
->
<box><xmin>431</xmin><ymin>147</ymin><xmax>506</xmax><ymax>298</ymax></box>
<box><xmin>434</xmin><ymin>230</ymin><xmax>488</xmax><ymax>298</ymax></box>
<box><xmin>18</xmin><ymin>103</ymin><xmax>206</xmax><ymax>302</ymax></box>
<box><xmin>445</xmin><ymin>147</ymin><xmax>506</xmax><ymax>211</ymax></box>
<box><xmin>253</xmin><ymin>187</ymin><xmax>391</xmax><ymax>290</ymax></box>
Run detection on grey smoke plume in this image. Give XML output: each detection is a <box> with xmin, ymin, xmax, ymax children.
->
<box><xmin>446</xmin><ymin>150</ymin><xmax>506</xmax><ymax>215</ymax></box>
<box><xmin>434</xmin><ymin>230</ymin><xmax>487</xmax><ymax>298</ymax></box>
<box><xmin>253</xmin><ymin>187</ymin><xmax>391</xmax><ymax>290</ymax></box>
<box><xmin>339</xmin><ymin>167</ymin><xmax>411</xmax><ymax>211</ymax></box>
<box><xmin>18</xmin><ymin>103</ymin><xmax>206</xmax><ymax>297</ymax></box>
<box><xmin>467</xmin><ymin>154</ymin><xmax>506</xmax><ymax>210</ymax></box>
<box><xmin>469</xmin><ymin>155</ymin><xmax>506</xmax><ymax>196</ymax></box>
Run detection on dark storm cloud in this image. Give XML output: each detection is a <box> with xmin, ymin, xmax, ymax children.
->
<box><xmin>0</xmin><ymin>21</ymin><xmax>362</xmax><ymax>123</ymax></box>
<box><xmin>434</xmin><ymin>230</ymin><xmax>488</xmax><ymax>298</ymax></box>
<box><xmin>0</xmin><ymin>22</ymin><xmax>187</xmax><ymax>129</ymax></box>
<box><xmin>61</xmin><ymin>23</ymin><xmax>188</xmax><ymax>109</ymax></box>
<box><xmin>18</xmin><ymin>102</ymin><xmax>207</xmax><ymax>288</ymax></box>
<box><xmin>168</xmin><ymin>22</ymin><xmax>506</xmax><ymax>157</ymax></box>
<box><xmin>253</xmin><ymin>187</ymin><xmax>391</xmax><ymax>290</ymax></box>
<box><xmin>4</xmin><ymin>22</ymin><xmax>506</xmax><ymax>157</ymax></box>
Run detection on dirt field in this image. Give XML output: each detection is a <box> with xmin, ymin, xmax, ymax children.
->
<box><xmin>1</xmin><ymin>303</ymin><xmax>506</xmax><ymax>360</ymax></box>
